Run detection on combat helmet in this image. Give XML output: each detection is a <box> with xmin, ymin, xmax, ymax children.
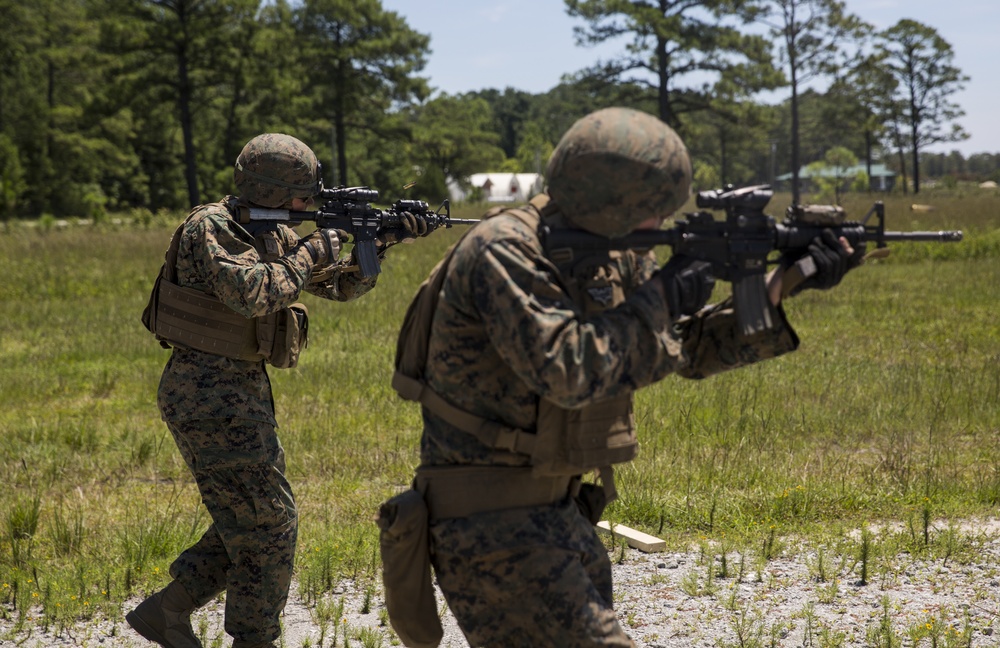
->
<box><xmin>546</xmin><ymin>107</ymin><xmax>691</xmax><ymax>238</ymax></box>
<box><xmin>234</xmin><ymin>133</ymin><xmax>321</xmax><ymax>208</ymax></box>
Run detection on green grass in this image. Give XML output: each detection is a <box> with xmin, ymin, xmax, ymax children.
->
<box><xmin>0</xmin><ymin>190</ymin><xmax>998</xmax><ymax>633</ymax></box>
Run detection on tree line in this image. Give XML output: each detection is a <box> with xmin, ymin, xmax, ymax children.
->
<box><xmin>0</xmin><ymin>0</ymin><xmax>990</xmax><ymax>220</ymax></box>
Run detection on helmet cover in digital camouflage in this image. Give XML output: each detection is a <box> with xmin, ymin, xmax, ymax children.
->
<box><xmin>546</xmin><ymin>107</ymin><xmax>692</xmax><ymax>238</ymax></box>
<box><xmin>234</xmin><ymin>133</ymin><xmax>321</xmax><ymax>208</ymax></box>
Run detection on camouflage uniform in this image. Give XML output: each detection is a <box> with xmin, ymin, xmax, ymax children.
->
<box><xmin>158</xmin><ymin>198</ymin><xmax>376</xmax><ymax>645</ymax></box>
<box><xmin>418</xmin><ymin>200</ymin><xmax>799</xmax><ymax>647</ymax></box>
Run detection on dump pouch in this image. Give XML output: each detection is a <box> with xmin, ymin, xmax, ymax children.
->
<box><xmin>376</xmin><ymin>489</ymin><xmax>443</xmax><ymax>648</ymax></box>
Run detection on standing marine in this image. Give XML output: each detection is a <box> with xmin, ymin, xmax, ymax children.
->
<box><xmin>131</xmin><ymin>133</ymin><xmax>428</xmax><ymax>648</ymax></box>
<box><xmin>380</xmin><ymin>107</ymin><xmax>864</xmax><ymax>647</ymax></box>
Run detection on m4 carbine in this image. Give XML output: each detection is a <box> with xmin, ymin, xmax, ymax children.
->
<box><xmin>544</xmin><ymin>184</ymin><xmax>963</xmax><ymax>336</ymax></box>
<box><xmin>244</xmin><ymin>186</ymin><xmax>479</xmax><ymax>277</ymax></box>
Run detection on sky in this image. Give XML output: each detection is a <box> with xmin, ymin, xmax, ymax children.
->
<box><xmin>379</xmin><ymin>0</ymin><xmax>998</xmax><ymax>157</ymax></box>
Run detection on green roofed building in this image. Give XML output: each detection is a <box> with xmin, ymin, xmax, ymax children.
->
<box><xmin>775</xmin><ymin>163</ymin><xmax>896</xmax><ymax>193</ymax></box>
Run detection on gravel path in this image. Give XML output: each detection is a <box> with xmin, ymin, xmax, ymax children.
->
<box><xmin>4</xmin><ymin>521</ymin><xmax>1000</xmax><ymax>647</ymax></box>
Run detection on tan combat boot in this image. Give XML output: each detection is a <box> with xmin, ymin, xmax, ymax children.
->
<box><xmin>125</xmin><ymin>580</ymin><xmax>203</xmax><ymax>648</ymax></box>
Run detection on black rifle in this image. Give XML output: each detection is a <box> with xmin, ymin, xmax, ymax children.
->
<box><xmin>245</xmin><ymin>186</ymin><xmax>479</xmax><ymax>277</ymax></box>
<box><xmin>543</xmin><ymin>184</ymin><xmax>963</xmax><ymax>336</ymax></box>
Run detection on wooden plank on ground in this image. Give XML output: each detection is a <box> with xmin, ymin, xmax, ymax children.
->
<box><xmin>596</xmin><ymin>521</ymin><xmax>666</xmax><ymax>553</ymax></box>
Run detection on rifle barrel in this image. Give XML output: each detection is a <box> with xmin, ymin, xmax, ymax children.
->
<box><xmin>880</xmin><ymin>230</ymin><xmax>963</xmax><ymax>242</ymax></box>
<box><xmin>546</xmin><ymin>225</ymin><xmax>964</xmax><ymax>253</ymax></box>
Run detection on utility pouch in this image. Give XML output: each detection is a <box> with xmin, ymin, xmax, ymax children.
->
<box><xmin>532</xmin><ymin>395</ymin><xmax>637</xmax><ymax>477</ymax></box>
<box><xmin>376</xmin><ymin>489</ymin><xmax>443</xmax><ymax>648</ymax></box>
<box><xmin>257</xmin><ymin>304</ymin><xmax>308</xmax><ymax>369</ymax></box>
<box><xmin>574</xmin><ymin>482</ymin><xmax>611</xmax><ymax>526</ymax></box>
<box><xmin>142</xmin><ymin>220</ymin><xmax>184</xmax><ymax>344</ymax></box>
<box><xmin>141</xmin><ymin>272</ymin><xmax>164</xmax><ymax>343</ymax></box>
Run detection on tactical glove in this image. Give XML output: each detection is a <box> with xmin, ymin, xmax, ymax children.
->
<box><xmin>658</xmin><ymin>255</ymin><xmax>716</xmax><ymax>318</ymax></box>
<box><xmin>782</xmin><ymin>229</ymin><xmax>865</xmax><ymax>296</ymax></box>
<box><xmin>300</xmin><ymin>228</ymin><xmax>342</xmax><ymax>266</ymax></box>
<box><xmin>378</xmin><ymin>211</ymin><xmax>435</xmax><ymax>246</ymax></box>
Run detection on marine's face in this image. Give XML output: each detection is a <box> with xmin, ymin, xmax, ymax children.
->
<box><xmin>635</xmin><ymin>214</ymin><xmax>667</xmax><ymax>231</ymax></box>
<box><xmin>289</xmin><ymin>196</ymin><xmax>315</xmax><ymax>211</ymax></box>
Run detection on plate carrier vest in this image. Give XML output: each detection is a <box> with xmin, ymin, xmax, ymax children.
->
<box><xmin>141</xmin><ymin>200</ymin><xmax>308</xmax><ymax>369</ymax></box>
<box><xmin>392</xmin><ymin>194</ymin><xmax>639</xmax><ymax>510</ymax></box>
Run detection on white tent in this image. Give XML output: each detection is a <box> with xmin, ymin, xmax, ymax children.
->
<box><xmin>448</xmin><ymin>173</ymin><xmax>544</xmax><ymax>203</ymax></box>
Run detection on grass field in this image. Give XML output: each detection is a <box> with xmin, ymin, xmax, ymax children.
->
<box><xmin>0</xmin><ymin>190</ymin><xmax>998</xmax><ymax>638</ymax></box>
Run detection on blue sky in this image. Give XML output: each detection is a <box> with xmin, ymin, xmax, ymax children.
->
<box><xmin>380</xmin><ymin>0</ymin><xmax>998</xmax><ymax>157</ymax></box>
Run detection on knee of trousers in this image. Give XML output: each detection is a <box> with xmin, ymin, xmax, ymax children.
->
<box><xmin>198</xmin><ymin>463</ymin><xmax>297</xmax><ymax>533</ymax></box>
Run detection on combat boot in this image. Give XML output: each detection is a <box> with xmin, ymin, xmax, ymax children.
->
<box><xmin>125</xmin><ymin>580</ymin><xmax>203</xmax><ymax>648</ymax></box>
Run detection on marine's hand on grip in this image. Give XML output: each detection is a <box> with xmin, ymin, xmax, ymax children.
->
<box><xmin>300</xmin><ymin>228</ymin><xmax>342</xmax><ymax>265</ymax></box>
<box><xmin>657</xmin><ymin>255</ymin><xmax>716</xmax><ymax>318</ymax></box>
<box><xmin>378</xmin><ymin>211</ymin><xmax>437</xmax><ymax>246</ymax></box>
<box><xmin>781</xmin><ymin>229</ymin><xmax>865</xmax><ymax>296</ymax></box>
<box><xmin>403</xmin><ymin>210</ymin><xmax>438</xmax><ymax>237</ymax></box>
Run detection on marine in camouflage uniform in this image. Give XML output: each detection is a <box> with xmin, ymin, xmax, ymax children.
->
<box><xmin>130</xmin><ymin>134</ymin><xmax>425</xmax><ymax>648</ymax></box>
<box><xmin>411</xmin><ymin>108</ymin><xmax>862</xmax><ymax>647</ymax></box>
<box><xmin>156</xmin><ymin>203</ymin><xmax>374</xmax><ymax>647</ymax></box>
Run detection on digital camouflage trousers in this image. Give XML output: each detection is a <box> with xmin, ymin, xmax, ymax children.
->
<box><xmin>430</xmin><ymin>498</ymin><xmax>634</xmax><ymax>648</ymax></box>
<box><xmin>166</xmin><ymin>417</ymin><xmax>297</xmax><ymax>644</ymax></box>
